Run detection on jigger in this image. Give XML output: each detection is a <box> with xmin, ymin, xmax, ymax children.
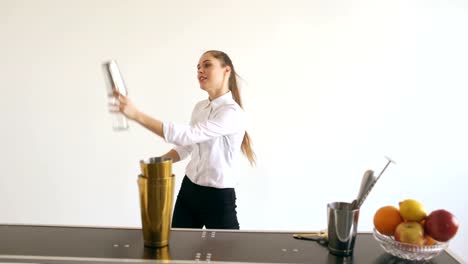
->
<box><xmin>138</xmin><ymin>157</ymin><xmax>174</xmax><ymax>248</ymax></box>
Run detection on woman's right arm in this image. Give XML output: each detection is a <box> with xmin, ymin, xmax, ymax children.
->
<box><xmin>161</xmin><ymin>149</ymin><xmax>181</xmax><ymax>163</ymax></box>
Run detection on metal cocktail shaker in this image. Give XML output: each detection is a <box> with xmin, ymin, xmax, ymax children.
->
<box><xmin>138</xmin><ymin>157</ymin><xmax>174</xmax><ymax>248</ymax></box>
<box><xmin>327</xmin><ymin>202</ymin><xmax>360</xmax><ymax>256</ymax></box>
<box><xmin>102</xmin><ymin>60</ymin><xmax>129</xmax><ymax>131</ymax></box>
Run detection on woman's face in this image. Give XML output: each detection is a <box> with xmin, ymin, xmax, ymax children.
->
<box><xmin>197</xmin><ymin>53</ymin><xmax>230</xmax><ymax>93</ymax></box>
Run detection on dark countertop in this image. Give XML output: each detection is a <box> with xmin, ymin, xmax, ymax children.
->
<box><xmin>0</xmin><ymin>224</ymin><xmax>463</xmax><ymax>263</ymax></box>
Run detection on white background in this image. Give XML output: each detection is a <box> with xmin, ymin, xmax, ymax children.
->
<box><xmin>1</xmin><ymin>0</ymin><xmax>467</xmax><ymax>262</ymax></box>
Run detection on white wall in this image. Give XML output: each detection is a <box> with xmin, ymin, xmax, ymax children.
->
<box><xmin>1</xmin><ymin>0</ymin><xmax>467</xmax><ymax>261</ymax></box>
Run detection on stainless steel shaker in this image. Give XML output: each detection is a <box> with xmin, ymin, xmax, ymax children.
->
<box><xmin>102</xmin><ymin>60</ymin><xmax>129</xmax><ymax>131</ymax></box>
<box><xmin>327</xmin><ymin>202</ymin><xmax>360</xmax><ymax>256</ymax></box>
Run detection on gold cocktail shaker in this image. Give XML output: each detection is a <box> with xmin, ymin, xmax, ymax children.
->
<box><xmin>143</xmin><ymin>246</ymin><xmax>171</xmax><ymax>261</ymax></box>
<box><xmin>138</xmin><ymin>157</ymin><xmax>174</xmax><ymax>248</ymax></box>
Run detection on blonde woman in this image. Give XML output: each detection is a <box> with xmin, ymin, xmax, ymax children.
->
<box><xmin>113</xmin><ymin>50</ymin><xmax>255</xmax><ymax>229</ymax></box>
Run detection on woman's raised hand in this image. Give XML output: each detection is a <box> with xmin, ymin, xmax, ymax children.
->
<box><xmin>111</xmin><ymin>89</ymin><xmax>140</xmax><ymax>121</ymax></box>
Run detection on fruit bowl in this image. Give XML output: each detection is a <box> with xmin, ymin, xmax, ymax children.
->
<box><xmin>373</xmin><ymin>228</ymin><xmax>448</xmax><ymax>261</ymax></box>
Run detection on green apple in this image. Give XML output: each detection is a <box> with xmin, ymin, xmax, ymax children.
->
<box><xmin>394</xmin><ymin>222</ymin><xmax>424</xmax><ymax>246</ymax></box>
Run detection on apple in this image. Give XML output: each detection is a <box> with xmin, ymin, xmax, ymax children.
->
<box><xmin>424</xmin><ymin>209</ymin><xmax>459</xmax><ymax>242</ymax></box>
<box><xmin>394</xmin><ymin>222</ymin><xmax>425</xmax><ymax>246</ymax></box>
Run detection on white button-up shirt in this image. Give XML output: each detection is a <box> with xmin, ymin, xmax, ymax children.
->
<box><xmin>163</xmin><ymin>91</ymin><xmax>246</xmax><ymax>188</ymax></box>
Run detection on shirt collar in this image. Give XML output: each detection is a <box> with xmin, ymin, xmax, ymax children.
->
<box><xmin>204</xmin><ymin>91</ymin><xmax>233</xmax><ymax>109</ymax></box>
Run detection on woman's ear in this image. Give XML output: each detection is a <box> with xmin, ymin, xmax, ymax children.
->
<box><xmin>225</xmin><ymin>66</ymin><xmax>232</xmax><ymax>74</ymax></box>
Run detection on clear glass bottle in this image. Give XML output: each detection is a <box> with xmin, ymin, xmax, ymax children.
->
<box><xmin>102</xmin><ymin>60</ymin><xmax>129</xmax><ymax>131</ymax></box>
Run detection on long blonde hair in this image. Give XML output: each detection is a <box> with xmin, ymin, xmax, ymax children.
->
<box><xmin>204</xmin><ymin>50</ymin><xmax>256</xmax><ymax>166</ymax></box>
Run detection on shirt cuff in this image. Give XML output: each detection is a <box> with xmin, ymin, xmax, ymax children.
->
<box><xmin>163</xmin><ymin>120</ymin><xmax>192</xmax><ymax>146</ymax></box>
<box><xmin>162</xmin><ymin>121</ymin><xmax>173</xmax><ymax>143</ymax></box>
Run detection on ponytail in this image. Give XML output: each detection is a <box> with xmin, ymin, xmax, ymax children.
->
<box><xmin>205</xmin><ymin>50</ymin><xmax>256</xmax><ymax>166</ymax></box>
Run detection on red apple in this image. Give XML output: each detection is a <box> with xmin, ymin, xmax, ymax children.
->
<box><xmin>424</xmin><ymin>209</ymin><xmax>459</xmax><ymax>242</ymax></box>
<box><xmin>394</xmin><ymin>222</ymin><xmax>425</xmax><ymax>245</ymax></box>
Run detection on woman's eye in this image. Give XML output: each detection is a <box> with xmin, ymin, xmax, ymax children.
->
<box><xmin>204</xmin><ymin>63</ymin><xmax>211</xmax><ymax>68</ymax></box>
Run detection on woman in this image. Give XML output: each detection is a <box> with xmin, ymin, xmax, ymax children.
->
<box><xmin>113</xmin><ymin>50</ymin><xmax>256</xmax><ymax>229</ymax></box>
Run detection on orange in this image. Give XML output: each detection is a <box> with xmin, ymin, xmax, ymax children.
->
<box><xmin>373</xmin><ymin>205</ymin><xmax>404</xmax><ymax>236</ymax></box>
<box><xmin>424</xmin><ymin>235</ymin><xmax>437</xmax><ymax>246</ymax></box>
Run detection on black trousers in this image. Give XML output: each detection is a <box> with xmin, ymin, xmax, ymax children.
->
<box><xmin>171</xmin><ymin>176</ymin><xmax>240</xmax><ymax>229</ymax></box>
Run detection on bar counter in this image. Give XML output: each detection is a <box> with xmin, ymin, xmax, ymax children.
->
<box><xmin>0</xmin><ymin>224</ymin><xmax>463</xmax><ymax>263</ymax></box>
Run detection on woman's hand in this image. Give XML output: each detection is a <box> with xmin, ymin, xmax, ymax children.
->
<box><xmin>110</xmin><ymin>89</ymin><xmax>165</xmax><ymax>139</ymax></box>
<box><xmin>111</xmin><ymin>89</ymin><xmax>140</xmax><ymax>121</ymax></box>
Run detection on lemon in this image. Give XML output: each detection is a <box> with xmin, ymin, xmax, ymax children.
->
<box><xmin>399</xmin><ymin>199</ymin><xmax>427</xmax><ymax>221</ymax></box>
